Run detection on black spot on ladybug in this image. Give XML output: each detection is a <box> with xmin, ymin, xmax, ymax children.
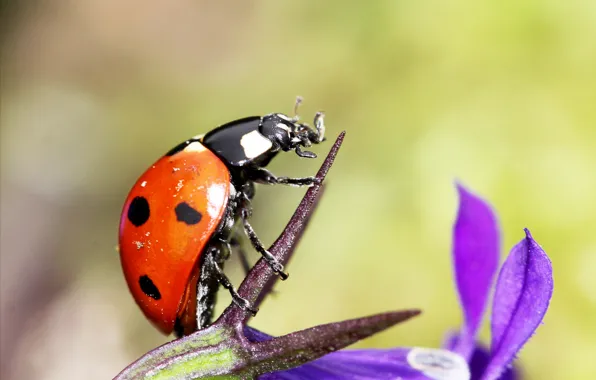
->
<box><xmin>139</xmin><ymin>275</ymin><xmax>161</xmax><ymax>300</ymax></box>
<box><xmin>128</xmin><ymin>196</ymin><xmax>150</xmax><ymax>227</ymax></box>
<box><xmin>175</xmin><ymin>202</ymin><xmax>202</xmax><ymax>225</ymax></box>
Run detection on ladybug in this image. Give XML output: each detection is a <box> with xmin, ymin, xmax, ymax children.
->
<box><xmin>118</xmin><ymin>100</ymin><xmax>325</xmax><ymax>337</ymax></box>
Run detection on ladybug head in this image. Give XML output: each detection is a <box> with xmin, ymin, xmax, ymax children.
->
<box><xmin>259</xmin><ymin>111</ymin><xmax>325</xmax><ymax>159</ymax></box>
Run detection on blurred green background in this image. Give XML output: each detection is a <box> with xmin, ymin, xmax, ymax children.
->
<box><xmin>1</xmin><ymin>1</ymin><xmax>595</xmax><ymax>379</ymax></box>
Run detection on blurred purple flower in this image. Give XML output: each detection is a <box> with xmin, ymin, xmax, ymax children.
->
<box><xmin>249</xmin><ymin>184</ymin><xmax>553</xmax><ymax>380</ymax></box>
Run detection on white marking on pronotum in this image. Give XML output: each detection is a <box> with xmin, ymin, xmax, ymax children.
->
<box><xmin>240</xmin><ymin>130</ymin><xmax>273</xmax><ymax>159</ymax></box>
<box><xmin>277</xmin><ymin>113</ymin><xmax>292</xmax><ymax>122</ymax></box>
<box><xmin>185</xmin><ymin>141</ymin><xmax>207</xmax><ymax>153</ymax></box>
<box><xmin>276</xmin><ymin>122</ymin><xmax>291</xmax><ymax>132</ymax></box>
<box><xmin>407</xmin><ymin>348</ymin><xmax>471</xmax><ymax>380</ymax></box>
<box><xmin>207</xmin><ymin>183</ymin><xmax>227</xmax><ymax>219</ymax></box>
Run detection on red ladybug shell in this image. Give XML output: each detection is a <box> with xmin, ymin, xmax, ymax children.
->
<box><xmin>118</xmin><ymin>141</ymin><xmax>231</xmax><ymax>334</ymax></box>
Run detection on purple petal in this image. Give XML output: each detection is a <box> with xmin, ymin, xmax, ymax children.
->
<box><xmin>245</xmin><ymin>326</ymin><xmax>274</xmax><ymax>342</ymax></box>
<box><xmin>246</xmin><ymin>328</ymin><xmax>471</xmax><ymax>380</ymax></box>
<box><xmin>443</xmin><ymin>333</ymin><xmax>519</xmax><ymax>380</ymax></box>
<box><xmin>482</xmin><ymin>229</ymin><xmax>553</xmax><ymax>380</ymax></box>
<box><xmin>443</xmin><ymin>333</ymin><xmax>487</xmax><ymax>379</ymax></box>
<box><xmin>442</xmin><ymin>331</ymin><xmax>521</xmax><ymax>380</ymax></box>
<box><xmin>442</xmin><ymin>330</ymin><xmax>459</xmax><ymax>351</ymax></box>
<box><xmin>452</xmin><ymin>184</ymin><xmax>500</xmax><ymax>359</ymax></box>
<box><xmin>468</xmin><ymin>345</ymin><xmax>490</xmax><ymax>380</ymax></box>
<box><xmin>259</xmin><ymin>349</ymin><xmax>423</xmax><ymax>380</ymax></box>
<box><xmin>468</xmin><ymin>345</ymin><xmax>518</xmax><ymax>380</ymax></box>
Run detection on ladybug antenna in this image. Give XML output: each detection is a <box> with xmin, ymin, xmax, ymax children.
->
<box><xmin>292</xmin><ymin>96</ymin><xmax>303</xmax><ymax>122</ymax></box>
<box><xmin>313</xmin><ymin>111</ymin><xmax>325</xmax><ymax>143</ymax></box>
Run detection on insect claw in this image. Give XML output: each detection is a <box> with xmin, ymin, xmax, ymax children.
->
<box><xmin>295</xmin><ymin>146</ymin><xmax>317</xmax><ymax>158</ymax></box>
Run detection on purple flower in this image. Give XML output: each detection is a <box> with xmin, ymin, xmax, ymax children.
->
<box><xmin>250</xmin><ymin>184</ymin><xmax>554</xmax><ymax>380</ymax></box>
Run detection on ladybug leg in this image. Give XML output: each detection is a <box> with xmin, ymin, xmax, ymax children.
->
<box><xmin>195</xmin><ymin>247</ymin><xmax>222</xmax><ymax>330</ymax></box>
<box><xmin>230</xmin><ymin>233</ymin><xmax>280</xmax><ymax>296</ymax></box>
<box><xmin>237</xmin><ymin>197</ymin><xmax>289</xmax><ymax>280</ymax></box>
<box><xmin>218</xmin><ymin>235</ymin><xmax>252</xmax><ymax>275</ymax></box>
<box><xmin>294</xmin><ymin>145</ymin><xmax>317</xmax><ymax>159</ymax></box>
<box><xmin>248</xmin><ymin>167</ymin><xmax>321</xmax><ymax>187</ymax></box>
<box><xmin>216</xmin><ymin>238</ymin><xmax>232</xmax><ymax>260</ymax></box>
<box><xmin>205</xmin><ymin>246</ymin><xmax>258</xmax><ymax>315</ymax></box>
<box><xmin>230</xmin><ymin>234</ymin><xmax>252</xmax><ymax>276</ymax></box>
